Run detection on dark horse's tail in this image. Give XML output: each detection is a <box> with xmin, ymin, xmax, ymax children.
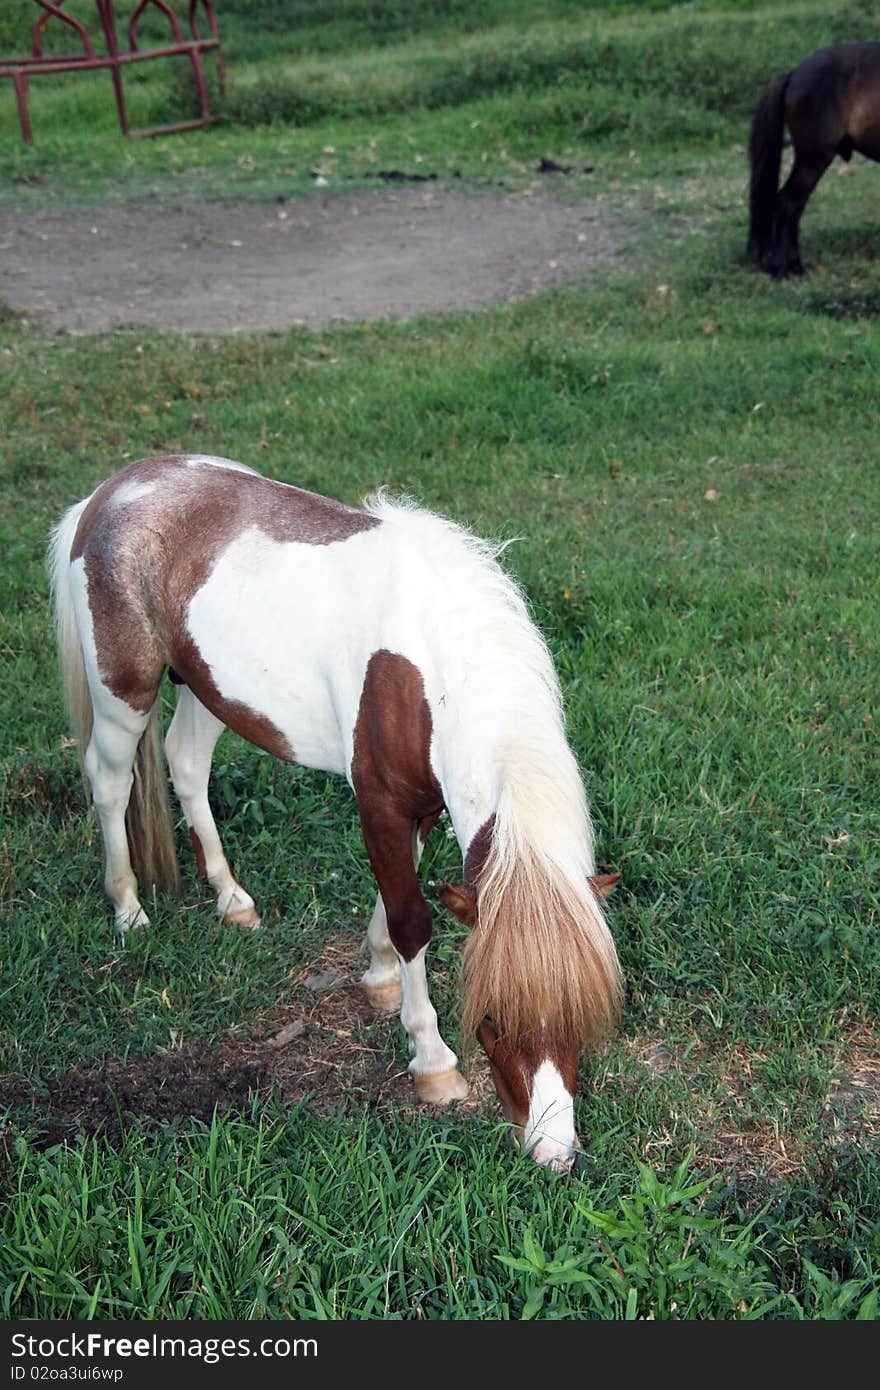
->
<box><xmin>747</xmin><ymin>74</ymin><xmax>789</xmax><ymax>263</ymax></box>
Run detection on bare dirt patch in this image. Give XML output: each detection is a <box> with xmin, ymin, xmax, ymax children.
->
<box><xmin>4</xmin><ymin>932</ymin><xmax>497</xmax><ymax>1150</ymax></box>
<box><xmin>612</xmin><ymin>1027</ymin><xmax>880</xmax><ymax>1181</ymax></box>
<box><xmin>0</xmin><ymin>188</ymin><xmax>626</xmax><ymax>334</ymax></box>
<box><xmin>825</xmin><ymin>1024</ymin><xmax>880</xmax><ymax>1144</ymax></box>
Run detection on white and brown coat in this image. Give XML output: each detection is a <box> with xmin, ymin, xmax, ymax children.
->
<box><xmin>49</xmin><ymin>455</ymin><xmax>622</xmax><ymax>1167</ymax></box>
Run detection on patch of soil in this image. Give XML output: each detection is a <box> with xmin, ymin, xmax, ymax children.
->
<box><xmin>0</xmin><ymin>188</ymin><xmax>626</xmax><ymax>334</ymax></box>
<box><xmin>3</xmin><ymin>932</ymin><xmax>497</xmax><ymax>1150</ymax></box>
<box><xmin>3</xmin><ymin>1044</ymin><xmax>270</xmax><ymax>1149</ymax></box>
<box><xmin>611</xmin><ymin>1027</ymin><xmax>880</xmax><ymax>1180</ymax></box>
<box><xmin>825</xmin><ymin>1025</ymin><xmax>880</xmax><ymax>1143</ymax></box>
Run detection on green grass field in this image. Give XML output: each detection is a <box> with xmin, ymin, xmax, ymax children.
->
<box><xmin>1</xmin><ymin>0</ymin><xmax>878</xmax><ymax>1319</ymax></box>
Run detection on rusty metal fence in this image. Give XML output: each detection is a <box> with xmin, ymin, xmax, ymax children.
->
<box><xmin>0</xmin><ymin>0</ymin><xmax>225</xmax><ymax>142</ymax></box>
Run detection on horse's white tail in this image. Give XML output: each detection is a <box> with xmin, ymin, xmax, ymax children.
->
<box><xmin>48</xmin><ymin>503</ymin><xmax>181</xmax><ymax>893</ymax></box>
<box><xmin>462</xmin><ymin>783</ymin><xmax>622</xmax><ymax>1054</ymax></box>
<box><xmin>48</xmin><ymin>503</ymin><xmax>93</xmax><ymax>760</ymax></box>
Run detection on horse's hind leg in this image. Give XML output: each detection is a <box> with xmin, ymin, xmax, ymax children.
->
<box><xmin>772</xmin><ymin>152</ymin><xmax>833</xmax><ymax>278</ymax></box>
<box><xmin>164</xmin><ymin>686</ymin><xmax>260</xmax><ymax>927</ymax></box>
<box><xmin>85</xmin><ymin>703</ymin><xmax>152</xmax><ymax>931</ymax></box>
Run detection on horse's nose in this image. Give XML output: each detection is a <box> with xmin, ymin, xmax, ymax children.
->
<box><xmin>530</xmin><ymin>1137</ymin><xmax>581</xmax><ymax>1173</ymax></box>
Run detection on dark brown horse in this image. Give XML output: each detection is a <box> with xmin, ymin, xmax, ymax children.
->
<box><xmin>747</xmin><ymin>42</ymin><xmax>880</xmax><ymax>279</ymax></box>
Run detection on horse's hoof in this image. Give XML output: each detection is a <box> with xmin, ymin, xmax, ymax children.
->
<box><xmin>362</xmin><ymin>978</ymin><xmax>403</xmax><ymax>1013</ymax></box>
<box><xmin>413</xmin><ymin>1067</ymin><xmax>469</xmax><ymax>1105</ymax></box>
<box><xmin>116</xmin><ymin>907</ymin><xmax>149</xmax><ymax>933</ymax></box>
<box><xmin>224</xmin><ymin>905</ymin><xmax>262</xmax><ymax>928</ymax></box>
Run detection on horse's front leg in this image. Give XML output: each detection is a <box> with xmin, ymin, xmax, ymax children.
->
<box><xmin>398</xmin><ymin>935</ymin><xmax>469</xmax><ymax>1103</ymax></box>
<box><xmin>165</xmin><ymin>686</ymin><xmax>260</xmax><ymax>927</ymax></box>
<box><xmin>358</xmin><ymin>807</ymin><xmax>468</xmax><ymax>1105</ymax></box>
<box><xmin>361</xmin><ymin>813</ymin><xmax>441</xmax><ymax>1013</ymax></box>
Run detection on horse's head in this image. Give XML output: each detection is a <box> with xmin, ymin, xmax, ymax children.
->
<box><xmin>440</xmin><ymin>870</ymin><xmax>620</xmax><ymax>1171</ymax></box>
<box><xmin>475</xmin><ymin>1016</ymin><xmax>582</xmax><ymax>1170</ymax></box>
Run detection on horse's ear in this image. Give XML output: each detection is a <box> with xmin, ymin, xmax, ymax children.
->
<box><xmin>438</xmin><ymin>881</ymin><xmax>477</xmax><ymax>925</ymax></box>
<box><xmin>589</xmin><ymin>871</ymin><xmax>621</xmax><ymax>901</ymax></box>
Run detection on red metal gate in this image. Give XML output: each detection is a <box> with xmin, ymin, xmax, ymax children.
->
<box><xmin>0</xmin><ymin>1</ymin><xmax>226</xmax><ymax>143</ymax></box>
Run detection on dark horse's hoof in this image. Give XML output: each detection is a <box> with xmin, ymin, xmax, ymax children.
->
<box><xmin>770</xmin><ymin>260</ymin><xmax>804</xmax><ymax>281</ymax></box>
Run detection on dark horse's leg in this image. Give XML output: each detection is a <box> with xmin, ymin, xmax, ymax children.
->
<box><xmin>770</xmin><ymin>152</ymin><xmax>834</xmax><ymax>278</ymax></box>
<box><xmin>770</xmin><ymin>57</ymin><xmax>850</xmax><ymax>279</ymax></box>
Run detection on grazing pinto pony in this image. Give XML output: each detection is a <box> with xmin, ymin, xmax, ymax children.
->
<box><xmin>49</xmin><ymin>456</ymin><xmax>622</xmax><ymax>1168</ymax></box>
<box><xmin>747</xmin><ymin>42</ymin><xmax>880</xmax><ymax>279</ymax></box>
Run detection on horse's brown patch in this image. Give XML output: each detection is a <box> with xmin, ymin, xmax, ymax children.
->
<box><xmin>71</xmin><ymin>456</ymin><xmax>377</xmax><ymax>563</ymax></box>
<box><xmin>169</xmin><ymin>634</ymin><xmax>296</xmax><ymax>761</ymax></box>
<box><xmin>351</xmin><ymin>650</ymin><xmax>443</xmax><ymax>820</ymax></box>
<box><xmin>68</xmin><ymin>456</ymin><xmax>378</xmax><ymax>747</ymax></box>
<box><xmin>417</xmin><ymin>807</ymin><xmax>444</xmax><ymax>844</ymax></box>
<box><xmin>477</xmin><ymin>1019</ymin><xmax>529</xmax><ymax>1126</ymax></box>
<box><xmin>351</xmin><ymin>650</ymin><xmax>445</xmax><ymax>961</ymax></box>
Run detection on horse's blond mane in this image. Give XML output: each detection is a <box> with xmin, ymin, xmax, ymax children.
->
<box><xmin>365</xmin><ymin>494</ymin><xmax>623</xmax><ymax>1053</ymax></box>
<box><xmin>461</xmin><ymin>791</ymin><xmax>623</xmax><ymax>1054</ymax></box>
